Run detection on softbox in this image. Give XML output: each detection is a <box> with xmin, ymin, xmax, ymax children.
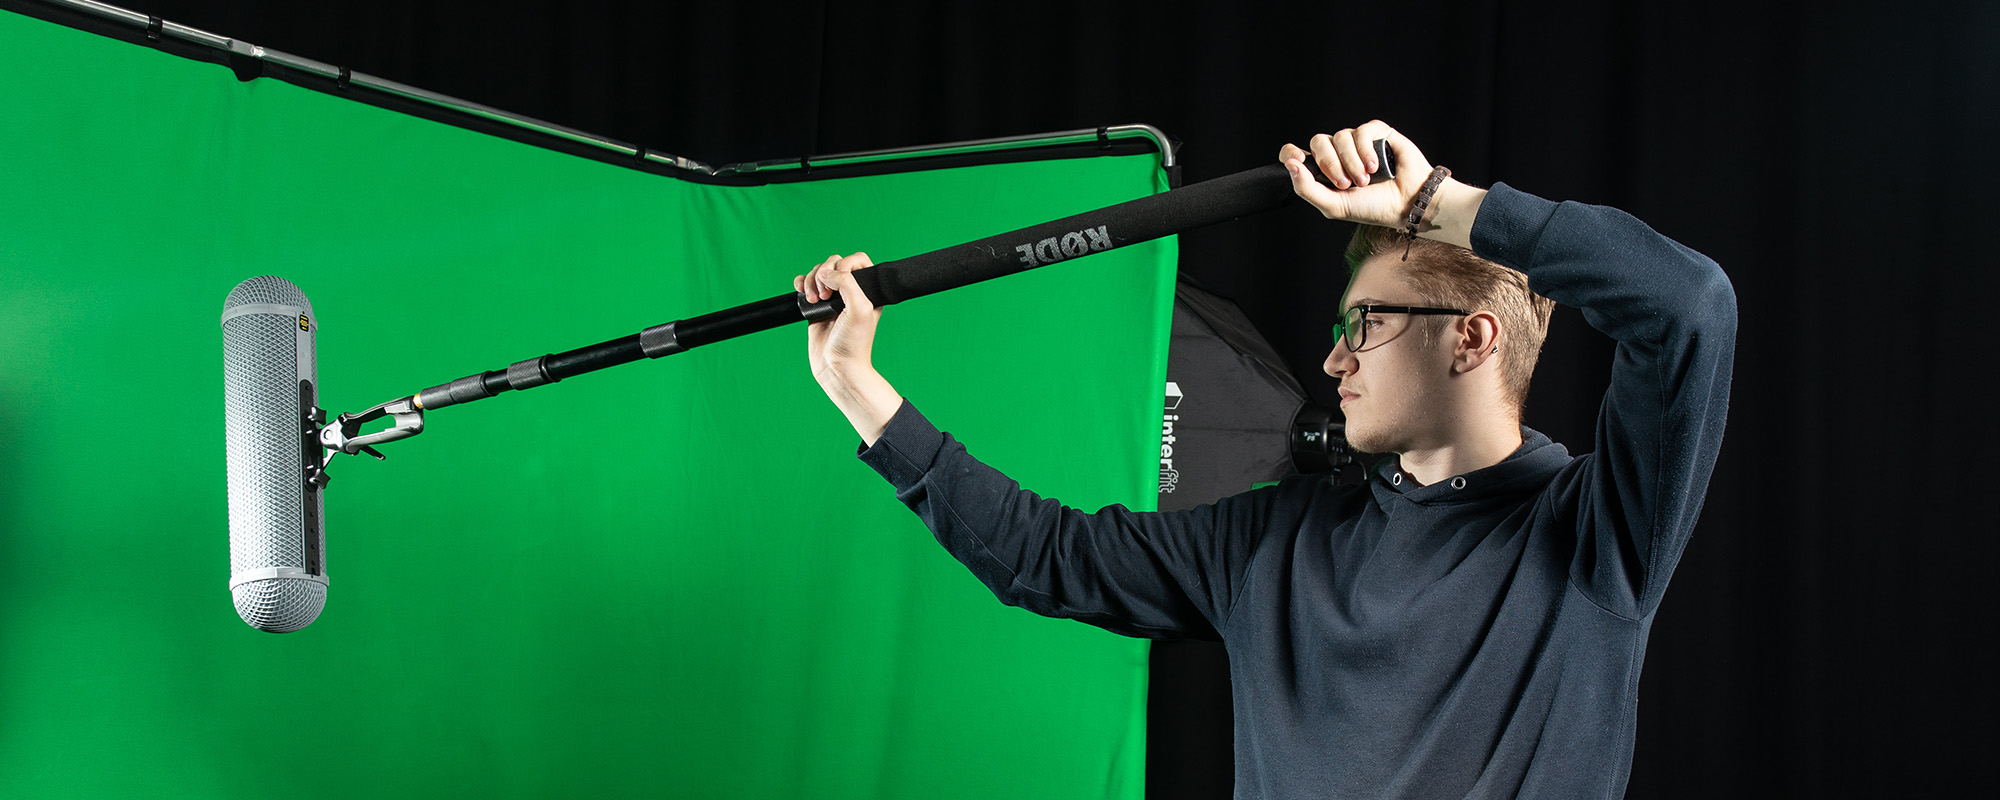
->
<box><xmin>1159</xmin><ymin>279</ymin><xmax>1348</xmax><ymax>511</ymax></box>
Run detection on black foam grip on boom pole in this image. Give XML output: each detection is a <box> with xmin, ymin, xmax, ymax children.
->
<box><xmin>413</xmin><ymin>154</ymin><xmax>1386</xmax><ymax>412</ymax></box>
<box><xmin>826</xmin><ymin>162</ymin><xmax>1297</xmax><ymax>315</ymax></box>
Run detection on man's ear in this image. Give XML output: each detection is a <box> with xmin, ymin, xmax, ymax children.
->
<box><xmin>1453</xmin><ymin>312</ymin><xmax>1501</xmax><ymax>373</ymax></box>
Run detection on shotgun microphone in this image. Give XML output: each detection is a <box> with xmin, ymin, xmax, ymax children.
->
<box><xmin>221</xmin><ymin>276</ymin><xmax>328</xmax><ymax>632</ymax></box>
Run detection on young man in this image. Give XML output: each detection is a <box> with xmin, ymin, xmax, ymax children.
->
<box><xmin>796</xmin><ymin>120</ymin><xmax>1735</xmax><ymax>798</ymax></box>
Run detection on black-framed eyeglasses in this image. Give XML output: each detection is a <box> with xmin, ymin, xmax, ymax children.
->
<box><xmin>1333</xmin><ymin>304</ymin><xmax>1470</xmax><ymax>352</ymax></box>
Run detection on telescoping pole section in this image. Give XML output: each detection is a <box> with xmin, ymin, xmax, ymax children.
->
<box><xmin>412</xmin><ymin>291</ymin><xmax>822</xmax><ymax>410</ymax></box>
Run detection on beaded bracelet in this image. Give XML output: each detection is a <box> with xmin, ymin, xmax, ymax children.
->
<box><xmin>1402</xmin><ymin>165</ymin><xmax>1452</xmax><ymax>260</ymax></box>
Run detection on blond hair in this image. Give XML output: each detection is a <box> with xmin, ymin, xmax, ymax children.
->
<box><xmin>1344</xmin><ymin>225</ymin><xmax>1555</xmax><ymax>414</ymax></box>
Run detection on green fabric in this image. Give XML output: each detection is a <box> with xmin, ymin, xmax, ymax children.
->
<box><xmin>0</xmin><ymin>10</ymin><xmax>1172</xmax><ymax>798</ymax></box>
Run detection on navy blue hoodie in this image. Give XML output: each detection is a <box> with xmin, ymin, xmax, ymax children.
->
<box><xmin>858</xmin><ymin>183</ymin><xmax>1736</xmax><ymax>798</ymax></box>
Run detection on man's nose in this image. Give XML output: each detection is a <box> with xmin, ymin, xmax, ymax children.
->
<box><xmin>1323</xmin><ymin>339</ymin><xmax>1355</xmax><ymax>378</ymax></box>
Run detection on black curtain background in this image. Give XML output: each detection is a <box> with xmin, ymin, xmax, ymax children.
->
<box><xmin>109</xmin><ymin>1</ymin><xmax>1997</xmax><ymax>796</ymax></box>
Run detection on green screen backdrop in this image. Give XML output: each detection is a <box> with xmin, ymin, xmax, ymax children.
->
<box><xmin>0</xmin><ymin>10</ymin><xmax>1173</xmax><ymax>798</ymax></box>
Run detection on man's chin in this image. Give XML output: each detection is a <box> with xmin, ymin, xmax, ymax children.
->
<box><xmin>1341</xmin><ymin>422</ymin><xmax>1393</xmax><ymax>455</ymax></box>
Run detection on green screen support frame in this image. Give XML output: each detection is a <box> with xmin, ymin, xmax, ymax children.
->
<box><xmin>6</xmin><ymin>0</ymin><xmax>1175</xmax><ymax>186</ymax></box>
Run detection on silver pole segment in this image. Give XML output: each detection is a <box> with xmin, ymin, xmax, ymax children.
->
<box><xmin>719</xmin><ymin>124</ymin><xmax>1178</xmax><ymax>176</ymax></box>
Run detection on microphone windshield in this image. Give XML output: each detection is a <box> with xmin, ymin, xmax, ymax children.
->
<box><xmin>221</xmin><ymin>276</ymin><xmax>328</xmax><ymax>632</ymax></box>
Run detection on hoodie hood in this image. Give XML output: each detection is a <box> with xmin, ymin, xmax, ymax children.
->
<box><xmin>1368</xmin><ymin>426</ymin><xmax>1573</xmax><ymax>507</ymax></box>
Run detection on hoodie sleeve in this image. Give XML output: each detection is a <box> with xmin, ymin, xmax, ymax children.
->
<box><xmin>857</xmin><ymin>400</ymin><xmax>1291</xmax><ymax>639</ymax></box>
<box><xmin>1471</xmin><ymin>183</ymin><xmax>1737</xmax><ymax>618</ymax></box>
